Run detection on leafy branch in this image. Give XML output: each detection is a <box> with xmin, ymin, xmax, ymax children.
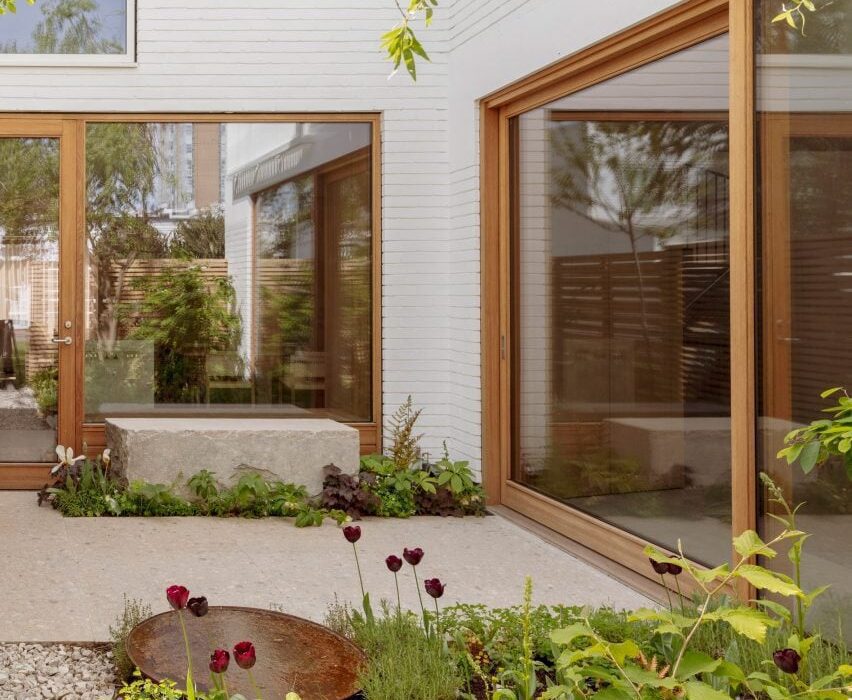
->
<box><xmin>772</xmin><ymin>0</ymin><xmax>819</xmax><ymax>33</ymax></box>
<box><xmin>381</xmin><ymin>0</ymin><xmax>438</xmax><ymax>80</ymax></box>
<box><xmin>0</xmin><ymin>0</ymin><xmax>34</xmax><ymax>14</ymax></box>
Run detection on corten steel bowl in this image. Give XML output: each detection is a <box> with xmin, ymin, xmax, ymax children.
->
<box><xmin>126</xmin><ymin>606</ymin><xmax>365</xmax><ymax>700</ymax></box>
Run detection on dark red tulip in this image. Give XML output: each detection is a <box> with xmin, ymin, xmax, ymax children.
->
<box><xmin>166</xmin><ymin>585</ymin><xmax>189</xmax><ymax>610</ymax></box>
<box><xmin>343</xmin><ymin>525</ymin><xmax>362</xmax><ymax>543</ymax></box>
<box><xmin>424</xmin><ymin>578</ymin><xmax>446</xmax><ymax>599</ymax></box>
<box><xmin>234</xmin><ymin>641</ymin><xmax>257</xmax><ymax>670</ymax></box>
<box><xmin>773</xmin><ymin>648</ymin><xmax>801</xmax><ymax>674</ymax></box>
<box><xmin>187</xmin><ymin>596</ymin><xmax>208</xmax><ymax>617</ymax></box>
<box><xmin>403</xmin><ymin>547</ymin><xmax>424</xmax><ymax>566</ymax></box>
<box><xmin>209</xmin><ymin>648</ymin><xmax>230</xmax><ymax>674</ymax></box>
<box><xmin>386</xmin><ymin>554</ymin><xmax>403</xmax><ymax>572</ymax></box>
<box><xmin>666</xmin><ymin>563</ymin><xmax>683</xmax><ymax>576</ymax></box>
<box><xmin>649</xmin><ymin>559</ymin><xmax>669</xmax><ymax>575</ymax></box>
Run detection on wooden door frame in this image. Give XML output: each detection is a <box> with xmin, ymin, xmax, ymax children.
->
<box><xmin>480</xmin><ymin>0</ymin><xmax>742</xmax><ymax>593</ymax></box>
<box><xmin>0</xmin><ymin>113</ymin><xmax>383</xmax><ymax>488</ymax></box>
<box><xmin>0</xmin><ymin>119</ymin><xmax>79</xmax><ymax>487</ymax></box>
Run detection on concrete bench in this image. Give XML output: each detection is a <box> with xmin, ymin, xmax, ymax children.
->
<box><xmin>105</xmin><ymin>417</ymin><xmax>360</xmax><ymax>495</ymax></box>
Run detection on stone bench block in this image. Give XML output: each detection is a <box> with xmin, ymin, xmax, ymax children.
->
<box><xmin>105</xmin><ymin>418</ymin><xmax>360</xmax><ymax>495</ymax></box>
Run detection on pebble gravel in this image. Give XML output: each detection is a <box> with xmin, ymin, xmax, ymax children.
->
<box><xmin>0</xmin><ymin>643</ymin><xmax>116</xmax><ymax>700</ymax></box>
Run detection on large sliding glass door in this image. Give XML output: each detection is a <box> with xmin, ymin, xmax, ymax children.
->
<box><xmin>506</xmin><ymin>32</ymin><xmax>733</xmax><ymax>569</ymax></box>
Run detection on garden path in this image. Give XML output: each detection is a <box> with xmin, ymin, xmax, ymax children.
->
<box><xmin>0</xmin><ymin>492</ymin><xmax>651</xmax><ymax>642</ymax></box>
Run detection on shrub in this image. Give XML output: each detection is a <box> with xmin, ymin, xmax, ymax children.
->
<box><xmin>329</xmin><ymin>602</ymin><xmax>462</xmax><ymax>700</ymax></box>
<box><xmin>110</xmin><ymin>595</ymin><xmax>153</xmax><ymax>681</ymax></box>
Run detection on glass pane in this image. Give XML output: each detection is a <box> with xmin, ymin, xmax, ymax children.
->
<box><xmin>756</xmin><ymin>0</ymin><xmax>852</xmax><ymax>633</ymax></box>
<box><xmin>0</xmin><ymin>0</ymin><xmax>127</xmax><ymax>55</ymax></box>
<box><xmin>84</xmin><ymin>121</ymin><xmax>373</xmax><ymax>423</ymax></box>
<box><xmin>0</xmin><ymin>137</ymin><xmax>60</xmax><ymax>463</ymax></box>
<box><xmin>511</xmin><ymin>35</ymin><xmax>731</xmax><ymax>565</ymax></box>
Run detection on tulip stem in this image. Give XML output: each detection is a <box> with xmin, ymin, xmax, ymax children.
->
<box><xmin>176</xmin><ymin>610</ymin><xmax>195</xmax><ymax>699</ymax></box>
<box><xmin>411</xmin><ymin>566</ymin><xmax>427</xmax><ymax>630</ymax></box>
<box><xmin>393</xmin><ymin>571</ymin><xmax>402</xmax><ymax>616</ymax></box>
<box><xmin>351</xmin><ymin>543</ymin><xmax>366</xmax><ymax>601</ymax></box>
<box><xmin>433</xmin><ymin>598</ymin><xmax>441</xmax><ymax>641</ymax></box>
<box><xmin>658</xmin><ymin>574</ymin><xmax>674</xmax><ymax>613</ymax></box>
<box><xmin>247</xmin><ymin>668</ymin><xmax>264</xmax><ymax>700</ymax></box>
<box><xmin>673</xmin><ymin>575</ymin><xmax>686</xmax><ymax>615</ymax></box>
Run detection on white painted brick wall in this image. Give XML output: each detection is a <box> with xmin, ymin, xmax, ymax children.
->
<box><xmin>0</xmin><ymin>0</ymin><xmax>684</xmax><ymax>477</ymax></box>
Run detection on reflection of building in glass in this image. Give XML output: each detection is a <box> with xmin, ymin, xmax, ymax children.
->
<box><xmin>148</xmin><ymin>124</ymin><xmax>225</xmax><ymax>234</ymax></box>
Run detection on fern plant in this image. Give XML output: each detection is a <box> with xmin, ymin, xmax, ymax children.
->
<box><xmin>387</xmin><ymin>395</ymin><xmax>423</xmax><ymax>470</ymax></box>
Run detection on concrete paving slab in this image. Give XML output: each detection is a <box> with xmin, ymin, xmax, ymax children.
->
<box><xmin>0</xmin><ymin>492</ymin><xmax>651</xmax><ymax>642</ymax></box>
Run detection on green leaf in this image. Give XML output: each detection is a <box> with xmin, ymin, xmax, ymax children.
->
<box><xmin>754</xmin><ymin>598</ymin><xmax>793</xmax><ymax>624</ymax></box>
<box><xmin>551</xmin><ymin>623</ymin><xmax>594</xmax><ymax>647</ymax></box>
<box><xmin>693</xmin><ymin>563</ymin><xmax>731</xmax><ymax>584</ymax></box>
<box><xmin>712</xmin><ymin>660</ymin><xmax>747</xmax><ymax>684</ymax></box>
<box><xmin>676</xmin><ymin>651</ymin><xmax>722</xmax><ymax>679</ymax></box>
<box><xmin>799</xmin><ymin>441</ymin><xmax>821</xmax><ymax>473</ymax></box>
<box><xmin>591</xmin><ymin>688</ymin><xmax>633</xmax><ymax>700</ymax></box>
<box><xmin>712</xmin><ymin>607</ymin><xmax>778</xmax><ymax>643</ymax></box>
<box><xmin>607</xmin><ymin>640</ymin><xmax>641</xmax><ymax>665</ymax></box>
<box><xmin>686</xmin><ymin>680</ymin><xmax>734</xmax><ymax>700</ymax></box>
<box><xmin>735</xmin><ymin>565</ymin><xmax>802</xmax><ymax>597</ymax></box>
<box><xmin>623</xmin><ymin>667</ymin><xmax>678</xmax><ymax>689</ymax></box>
<box><xmin>820</xmin><ymin>387</ymin><xmax>843</xmax><ymax>398</ymax></box>
<box><xmin>733</xmin><ymin>530</ymin><xmax>776</xmax><ymax>559</ymax></box>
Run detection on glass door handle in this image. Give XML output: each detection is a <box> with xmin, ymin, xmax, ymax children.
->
<box><xmin>50</xmin><ymin>336</ymin><xmax>72</xmax><ymax>346</ymax></box>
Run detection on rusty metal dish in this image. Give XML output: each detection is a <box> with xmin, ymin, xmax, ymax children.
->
<box><xmin>126</xmin><ymin>606</ymin><xmax>365</xmax><ymax>700</ymax></box>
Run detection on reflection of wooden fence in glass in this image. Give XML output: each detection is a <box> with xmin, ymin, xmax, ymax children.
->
<box><xmin>25</xmin><ymin>260</ymin><xmax>59</xmax><ymax>380</ymax></box>
<box><xmin>785</xmin><ymin>237</ymin><xmax>852</xmax><ymax>422</ymax></box>
<box><xmin>550</xmin><ymin>240</ymin><xmax>730</xmax><ymax>432</ymax></box>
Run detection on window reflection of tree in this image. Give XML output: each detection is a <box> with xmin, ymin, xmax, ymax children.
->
<box><xmin>549</xmin><ymin>118</ymin><xmax>728</xmax><ymax>396</ymax></box>
<box><xmin>0</xmin><ymin>0</ymin><xmax>125</xmax><ymax>55</ymax></box>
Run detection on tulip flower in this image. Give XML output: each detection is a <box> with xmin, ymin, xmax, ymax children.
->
<box><xmin>424</xmin><ymin>578</ymin><xmax>446</xmax><ymax>599</ymax></box>
<box><xmin>424</xmin><ymin>577</ymin><xmax>446</xmax><ymax>640</ymax></box>
<box><xmin>649</xmin><ymin>558</ymin><xmax>669</xmax><ymax>576</ymax></box>
<box><xmin>343</xmin><ymin>525</ymin><xmax>361</xmax><ymax>543</ymax></box>
<box><xmin>403</xmin><ymin>547</ymin><xmax>424</xmax><ymax>566</ymax></box>
<box><xmin>187</xmin><ymin>596</ymin><xmax>208</xmax><ymax>618</ymax></box>
<box><xmin>667</xmin><ymin>563</ymin><xmax>683</xmax><ymax>576</ymax></box>
<box><xmin>234</xmin><ymin>641</ymin><xmax>262</xmax><ymax>700</ymax></box>
<box><xmin>166</xmin><ymin>585</ymin><xmax>195</xmax><ymax>699</ymax></box>
<box><xmin>773</xmin><ymin>648</ymin><xmax>801</xmax><ymax>675</ymax></box>
<box><xmin>386</xmin><ymin>555</ymin><xmax>403</xmax><ymax>613</ymax></box>
<box><xmin>209</xmin><ymin>648</ymin><xmax>230</xmax><ymax>674</ymax></box>
<box><xmin>166</xmin><ymin>585</ymin><xmax>190</xmax><ymax>610</ymax></box>
<box><xmin>234</xmin><ymin>641</ymin><xmax>256</xmax><ymax>670</ymax></box>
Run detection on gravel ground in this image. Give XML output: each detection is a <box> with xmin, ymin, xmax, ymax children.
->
<box><xmin>0</xmin><ymin>644</ymin><xmax>116</xmax><ymax>700</ymax></box>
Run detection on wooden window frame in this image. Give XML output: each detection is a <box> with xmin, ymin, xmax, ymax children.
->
<box><xmin>480</xmin><ymin>0</ymin><xmax>752</xmax><ymax>595</ymax></box>
<box><xmin>0</xmin><ymin>113</ymin><xmax>382</xmax><ymax>487</ymax></box>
